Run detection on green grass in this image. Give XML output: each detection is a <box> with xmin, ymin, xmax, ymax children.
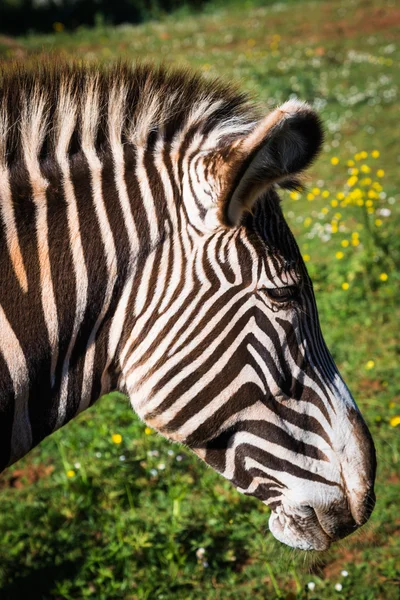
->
<box><xmin>0</xmin><ymin>0</ymin><xmax>399</xmax><ymax>598</ymax></box>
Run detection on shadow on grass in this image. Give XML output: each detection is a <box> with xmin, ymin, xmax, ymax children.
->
<box><xmin>0</xmin><ymin>559</ymin><xmax>80</xmax><ymax>600</ymax></box>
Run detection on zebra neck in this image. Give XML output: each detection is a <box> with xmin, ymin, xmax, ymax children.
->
<box><xmin>0</xmin><ymin>142</ymin><xmax>170</xmax><ymax>470</ymax></box>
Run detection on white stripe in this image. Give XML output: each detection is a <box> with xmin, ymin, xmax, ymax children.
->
<box><xmin>21</xmin><ymin>90</ymin><xmax>59</xmax><ymax>387</ymax></box>
<box><xmin>0</xmin><ymin>304</ymin><xmax>32</xmax><ymax>461</ymax></box>
<box><xmin>79</xmin><ymin>80</ymin><xmax>118</xmax><ymax>411</ymax></box>
<box><xmin>0</xmin><ymin>166</ymin><xmax>28</xmax><ymax>292</ymax></box>
<box><xmin>109</xmin><ymin>84</ymin><xmax>139</xmax><ymax>255</ymax></box>
<box><xmin>135</xmin><ymin>145</ymin><xmax>160</xmax><ymax>245</ymax></box>
<box><xmin>55</xmin><ymin>87</ymin><xmax>89</xmax><ymax>426</ymax></box>
<box><xmin>101</xmin><ymin>273</ymin><xmax>134</xmax><ymax>395</ymax></box>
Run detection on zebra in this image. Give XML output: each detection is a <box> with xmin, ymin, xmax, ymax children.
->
<box><xmin>0</xmin><ymin>61</ymin><xmax>375</xmax><ymax>551</ymax></box>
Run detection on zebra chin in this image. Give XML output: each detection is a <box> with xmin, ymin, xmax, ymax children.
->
<box><xmin>268</xmin><ymin>506</ymin><xmax>333</xmax><ymax>551</ymax></box>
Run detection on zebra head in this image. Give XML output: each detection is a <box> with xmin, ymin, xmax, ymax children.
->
<box><xmin>124</xmin><ymin>99</ymin><xmax>376</xmax><ymax>551</ymax></box>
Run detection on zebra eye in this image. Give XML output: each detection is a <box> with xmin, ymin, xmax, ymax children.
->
<box><xmin>261</xmin><ymin>285</ymin><xmax>300</xmax><ymax>303</ymax></box>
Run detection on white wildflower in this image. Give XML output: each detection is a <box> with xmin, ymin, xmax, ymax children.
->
<box><xmin>335</xmin><ymin>583</ymin><xmax>343</xmax><ymax>591</ymax></box>
<box><xmin>307</xmin><ymin>582</ymin><xmax>316</xmax><ymax>591</ymax></box>
<box><xmin>196</xmin><ymin>547</ymin><xmax>206</xmax><ymax>559</ymax></box>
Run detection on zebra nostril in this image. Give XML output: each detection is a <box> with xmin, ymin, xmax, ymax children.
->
<box><xmin>312</xmin><ymin>502</ymin><xmax>358</xmax><ymax>541</ymax></box>
<box><xmin>349</xmin><ymin>486</ymin><xmax>376</xmax><ymax>527</ymax></box>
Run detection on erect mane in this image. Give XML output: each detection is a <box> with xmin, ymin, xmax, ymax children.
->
<box><xmin>0</xmin><ymin>60</ymin><xmax>257</xmax><ymax>171</ymax></box>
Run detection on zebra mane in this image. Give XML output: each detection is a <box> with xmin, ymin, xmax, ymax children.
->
<box><xmin>0</xmin><ymin>61</ymin><xmax>258</xmax><ymax>171</ymax></box>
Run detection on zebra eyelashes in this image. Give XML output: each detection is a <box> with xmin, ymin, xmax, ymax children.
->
<box><xmin>260</xmin><ymin>285</ymin><xmax>301</xmax><ymax>305</ymax></box>
<box><xmin>217</xmin><ymin>100</ymin><xmax>323</xmax><ymax>228</ymax></box>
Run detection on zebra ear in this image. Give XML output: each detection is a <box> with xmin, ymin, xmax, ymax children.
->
<box><xmin>219</xmin><ymin>100</ymin><xmax>323</xmax><ymax>226</ymax></box>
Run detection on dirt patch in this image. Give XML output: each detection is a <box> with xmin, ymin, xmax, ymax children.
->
<box><xmin>0</xmin><ymin>463</ymin><xmax>54</xmax><ymax>489</ymax></box>
<box><xmin>296</xmin><ymin>5</ymin><xmax>400</xmax><ymax>43</ymax></box>
<box><xmin>358</xmin><ymin>378</ymin><xmax>386</xmax><ymax>394</ymax></box>
<box><xmin>185</xmin><ymin>3</ymin><xmax>400</xmax><ymax>57</ymax></box>
<box><xmin>306</xmin><ymin>526</ymin><xmax>382</xmax><ymax>580</ymax></box>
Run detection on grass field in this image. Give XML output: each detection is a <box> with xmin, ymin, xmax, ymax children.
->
<box><xmin>0</xmin><ymin>0</ymin><xmax>399</xmax><ymax>598</ymax></box>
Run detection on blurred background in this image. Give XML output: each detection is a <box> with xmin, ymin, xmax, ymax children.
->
<box><xmin>0</xmin><ymin>0</ymin><xmax>399</xmax><ymax>598</ymax></box>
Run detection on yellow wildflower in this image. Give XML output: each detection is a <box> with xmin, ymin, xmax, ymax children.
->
<box><xmin>350</xmin><ymin>188</ymin><xmax>362</xmax><ymax>199</ymax></box>
<box><xmin>290</xmin><ymin>191</ymin><xmax>300</xmax><ymax>200</ymax></box>
<box><xmin>354</xmin><ymin>152</ymin><xmax>361</xmax><ymax>161</ymax></box>
<box><xmin>341</xmin><ymin>240</ymin><xmax>349</xmax><ymax>247</ymax></box>
<box><xmin>379</xmin><ymin>273</ymin><xmax>388</xmax><ymax>281</ymax></box>
<box><xmin>145</xmin><ymin>427</ymin><xmax>153</xmax><ymax>435</ymax></box>
<box><xmin>365</xmin><ymin>360</ymin><xmax>375</xmax><ymax>370</ymax></box>
<box><xmin>360</xmin><ymin>164</ymin><xmax>371</xmax><ymax>174</ymax></box>
<box><xmin>307</xmin><ymin>193</ymin><xmax>315</xmax><ymax>201</ymax></box>
<box><xmin>304</xmin><ymin>217</ymin><xmax>312</xmax><ymax>227</ymax></box>
<box><xmin>312</xmin><ymin>187</ymin><xmax>320</xmax><ymax>195</ymax></box>
<box><xmin>376</xmin><ymin>169</ymin><xmax>385</xmax><ymax>178</ymax></box>
<box><xmin>360</xmin><ymin>151</ymin><xmax>368</xmax><ymax>159</ymax></box>
<box><xmin>371</xmin><ymin>150</ymin><xmax>380</xmax><ymax>158</ymax></box>
<box><xmin>375</xmin><ymin>219</ymin><xmax>383</xmax><ymax>227</ymax></box>
<box><xmin>366</xmin><ymin>200</ymin><xmax>374</xmax><ymax>207</ymax></box>
<box><xmin>341</xmin><ymin>282</ymin><xmax>349</xmax><ymax>290</ymax></box>
<box><xmin>372</xmin><ymin>182</ymin><xmax>382</xmax><ymax>192</ymax></box>
<box><xmin>347</xmin><ymin>176</ymin><xmax>358</xmax><ymax>187</ymax></box>
<box><xmin>331</xmin><ymin>199</ymin><xmax>339</xmax><ymax>207</ymax></box>
<box><xmin>322</xmin><ymin>190</ymin><xmax>330</xmax><ymax>198</ymax></box>
<box><xmin>350</xmin><ymin>168</ymin><xmax>359</xmax><ymax>176</ymax></box>
<box><xmin>303</xmin><ymin>254</ymin><xmax>310</xmax><ymax>262</ymax></box>
<box><xmin>352</xmin><ymin>238</ymin><xmax>360</xmax><ymax>246</ymax></box>
<box><xmin>66</xmin><ymin>470</ymin><xmax>75</xmax><ymax>478</ymax></box>
<box><xmin>331</xmin><ymin>157</ymin><xmax>339</xmax><ymax>165</ymax></box>
<box><xmin>361</xmin><ymin>177</ymin><xmax>372</xmax><ymax>186</ymax></box>
<box><xmin>112</xmin><ymin>433</ymin><xmax>122</xmax><ymax>444</ymax></box>
<box><xmin>321</xmin><ymin>207</ymin><xmax>329</xmax><ymax>214</ymax></box>
<box><xmin>367</xmin><ymin>208</ymin><xmax>374</xmax><ymax>214</ymax></box>
<box><xmin>336</xmin><ymin>251</ymin><xmax>344</xmax><ymax>259</ymax></box>
<box><xmin>351</xmin><ymin>231</ymin><xmax>359</xmax><ymax>238</ymax></box>
<box><xmin>389</xmin><ymin>416</ymin><xmax>400</xmax><ymax>427</ymax></box>
<box><xmin>347</xmin><ymin>160</ymin><xmax>355</xmax><ymax>167</ymax></box>
<box><xmin>334</xmin><ymin>212</ymin><xmax>342</xmax><ymax>220</ymax></box>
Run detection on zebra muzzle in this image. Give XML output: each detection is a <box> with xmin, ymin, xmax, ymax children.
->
<box><xmin>268</xmin><ymin>485</ymin><xmax>375</xmax><ymax>552</ymax></box>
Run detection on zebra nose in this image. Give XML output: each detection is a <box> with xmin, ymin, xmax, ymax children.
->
<box><xmin>311</xmin><ymin>479</ymin><xmax>376</xmax><ymax>542</ymax></box>
<box><xmin>346</xmin><ymin>481</ymin><xmax>376</xmax><ymax>528</ymax></box>
<box><xmin>338</xmin><ymin>407</ymin><xmax>377</xmax><ymax>528</ymax></box>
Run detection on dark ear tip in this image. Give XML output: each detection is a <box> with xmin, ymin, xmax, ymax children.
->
<box><xmin>288</xmin><ymin>109</ymin><xmax>324</xmax><ymax>170</ymax></box>
<box><xmin>293</xmin><ymin>110</ymin><xmax>324</xmax><ymax>162</ymax></box>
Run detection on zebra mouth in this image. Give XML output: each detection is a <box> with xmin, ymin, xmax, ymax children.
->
<box><xmin>268</xmin><ymin>506</ymin><xmax>333</xmax><ymax>551</ymax></box>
